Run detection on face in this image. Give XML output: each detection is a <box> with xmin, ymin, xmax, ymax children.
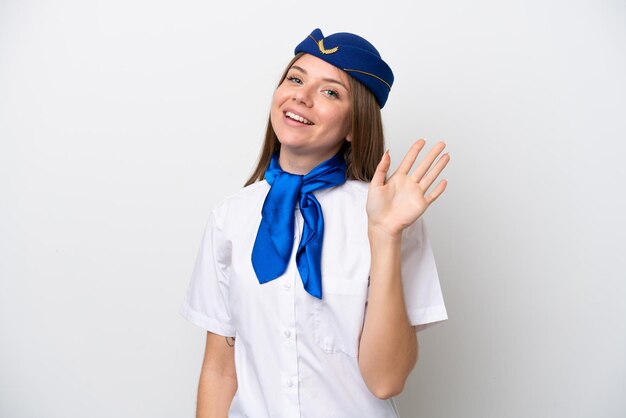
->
<box><xmin>270</xmin><ymin>53</ymin><xmax>352</xmax><ymax>173</ymax></box>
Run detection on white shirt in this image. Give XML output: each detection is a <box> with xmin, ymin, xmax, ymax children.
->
<box><xmin>180</xmin><ymin>180</ymin><xmax>447</xmax><ymax>418</ymax></box>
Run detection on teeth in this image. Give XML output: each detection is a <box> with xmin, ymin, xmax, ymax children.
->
<box><xmin>285</xmin><ymin>111</ymin><xmax>312</xmax><ymax>125</ymax></box>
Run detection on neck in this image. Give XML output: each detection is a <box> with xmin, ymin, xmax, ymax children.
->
<box><xmin>278</xmin><ymin>146</ymin><xmax>342</xmax><ymax>175</ymax></box>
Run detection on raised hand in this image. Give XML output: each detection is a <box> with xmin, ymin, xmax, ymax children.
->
<box><xmin>366</xmin><ymin>139</ymin><xmax>450</xmax><ymax>237</ymax></box>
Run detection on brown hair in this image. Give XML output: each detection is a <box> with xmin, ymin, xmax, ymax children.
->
<box><xmin>244</xmin><ymin>53</ymin><xmax>385</xmax><ymax>186</ymax></box>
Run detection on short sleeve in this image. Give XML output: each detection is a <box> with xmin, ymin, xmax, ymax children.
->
<box><xmin>179</xmin><ymin>209</ymin><xmax>236</xmax><ymax>337</ymax></box>
<box><xmin>400</xmin><ymin>217</ymin><xmax>448</xmax><ymax>332</ymax></box>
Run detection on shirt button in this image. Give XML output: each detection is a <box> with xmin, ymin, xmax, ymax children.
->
<box><xmin>283</xmin><ymin>282</ymin><xmax>291</xmax><ymax>290</ymax></box>
<box><xmin>284</xmin><ymin>330</ymin><xmax>291</xmax><ymax>338</ymax></box>
<box><xmin>286</xmin><ymin>379</ymin><xmax>294</xmax><ymax>388</ymax></box>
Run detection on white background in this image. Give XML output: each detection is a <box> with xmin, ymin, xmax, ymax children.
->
<box><xmin>1</xmin><ymin>0</ymin><xmax>625</xmax><ymax>417</ymax></box>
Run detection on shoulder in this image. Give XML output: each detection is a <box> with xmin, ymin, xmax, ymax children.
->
<box><xmin>317</xmin><ymin>179</ymin><xmax>369</xmax><ymax>205</ymax></box>
<box><xmin>341</xmin><ymin>179</ymin><xmax>370</xmax><ymax>195</ymax></box>
<box><xmin>210</xmin><ymin>181</ymin><xmax>270</xmax><ymax>226</ymax></box>
<box><xmin>215</xmin><ymin>180</ymin><xmax>269</xmax><ymax>208</ymax></box>
<box><xmin>313</xmin><ymin>180</ymin><xmax>370</xmax><ymax>226</ymax></box>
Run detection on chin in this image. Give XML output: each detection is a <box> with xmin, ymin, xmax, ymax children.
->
<box><xmin>276</xmin><ymin>141</ymin><xmax>311</xmax><ymax>155</ymax></box>
<box><xmin>274</xmin><ymin>131</ymin><xmax>309</xmax><ymax>149</ymax></box>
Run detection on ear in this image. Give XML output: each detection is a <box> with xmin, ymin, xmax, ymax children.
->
<box><xmin>346</xmin><ymin>131</ymin><xmax>353</xmax><ymax>143</ymax></box>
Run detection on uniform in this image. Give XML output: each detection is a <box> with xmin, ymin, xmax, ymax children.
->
<box><xmin>180</xmin><ymin>179</ymin><xmax>447</xmax><ymax>417</ymax></box>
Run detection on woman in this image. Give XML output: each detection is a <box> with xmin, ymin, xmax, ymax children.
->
<box><xmin>181</xmin><ymin>28</ymin><xmax>449</xmax><ymax>417</ymax></box>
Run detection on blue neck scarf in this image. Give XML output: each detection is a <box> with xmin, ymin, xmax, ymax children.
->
<box><xmin>251</xmin><ymin>152</ymin><xmax>347</xmax><ymax>299</ymax></box>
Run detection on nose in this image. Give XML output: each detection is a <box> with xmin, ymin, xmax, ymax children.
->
<box><xmin>292</xmin><ymin>85</ymin><xmax>313</xmax><ymax>107</ymax></box>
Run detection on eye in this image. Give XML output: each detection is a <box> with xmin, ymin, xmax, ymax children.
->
<box><xmin>323</xmin><ymin>89</ymin><xmax>340</xmax><ymax>99</ymax></box>
<box><xmin>286</xmin><ymin>75</ymin><xmax>302</xmax><ymax>84</ymax></box>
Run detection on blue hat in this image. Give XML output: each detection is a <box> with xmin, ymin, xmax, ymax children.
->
<box><xmin>294</xmin><ymin>28</ymin><xmax>394</xmax><ymax>108</ymax></box>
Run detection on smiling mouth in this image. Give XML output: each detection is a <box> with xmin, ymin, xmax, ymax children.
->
<box><xmin>284</xmin><ymin>111</ymin><xmax>314</xmax><ymax>125</ymax></box>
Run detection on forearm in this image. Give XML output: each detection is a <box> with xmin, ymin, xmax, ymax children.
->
<box><xmin>358</xmin><ymin>226</ymin><xmax>418</xmax><ymax>399</ymax></box>
<box><xmin>196</xmin><ymin>333</ymin><xmax>238</xmax><ymax>418</ymax></box>
<box><xmin>197</xmin><ymin>369</ymin><xmax>237</xmax><ymax>418</ymax></box>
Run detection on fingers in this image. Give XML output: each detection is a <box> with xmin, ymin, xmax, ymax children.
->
<box><xmin>419</xmin><ymin>152</ymin><xmax>450</xmax><ymax>191</ymax></box>
<box><xmin>395</xmin><ymin>139</ymin><xmax>426</xmax><ymax>176</ymax></box>
<box><xmin>371</xmin><ymin>149</ymin><xmax>391</xmax><ymax>187</ymax></box>
<box><xmin>425</xmin><ymin>179</ymin><xmax>448</xmax><ymax>205</ymax></box>
<box><xmin>410</xmin><ymin>141</ymin><xmax>447</xmax><ymax>182</ymax></box>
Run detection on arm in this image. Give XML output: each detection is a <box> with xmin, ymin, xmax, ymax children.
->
<box><xmin>196</xmin><ymin>331</ymin><xmax>238</xmax><ymax>418</ymax></box>
<box><xmin>358</xmin><ymin>227</ymin><xmax>418</xmax><ymax>399</ymax></box>
<box><xmin>358</xmin><ymin>139</ymin><xmax>449</xmax><ymax>399</ymax></box>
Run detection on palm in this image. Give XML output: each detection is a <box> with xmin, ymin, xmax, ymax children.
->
<box><xmin>366</xmin><ymin>140</ymin><xmax>450</xmax><ymax>236</ymax></box>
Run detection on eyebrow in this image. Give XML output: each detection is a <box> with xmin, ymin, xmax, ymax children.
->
<box><xmin>289</xmin><ymin>65</ymin><xmax>349</xmax><ymax>91</ymax></box>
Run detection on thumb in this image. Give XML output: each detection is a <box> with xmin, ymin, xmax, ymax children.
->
<box><xmin>370</xmin><ymin>150</ymin><xmax>390</xmax><ymax>187</ymax></box>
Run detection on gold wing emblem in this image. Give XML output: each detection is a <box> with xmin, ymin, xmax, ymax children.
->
<box><xmin>317</xmin><ymin>39</ymin><xmax>339</xmax><ymax>55</ymax></box>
